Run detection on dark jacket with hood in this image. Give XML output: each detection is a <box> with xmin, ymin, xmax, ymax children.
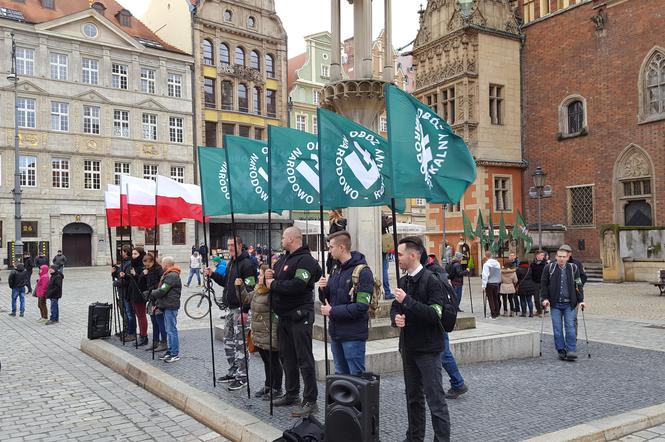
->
<box><xmin>139</xmin><ymin>264</ymin><xmax>164</xmax><ymax>293</ymax></box>
<box><xmin>9</xmin><ymin>264</ymin><xmax>30</xmax><ymax>289</ymax></box>
<box><xmin>210</xmin><ymin>250</ymin><xmax>257</xmax><ymax>309</ymax></box>
<box><xmin>540</xmin><ymin>262</ymin><xmax>585</xmax><ymax>308</ymax></box>
<box><xmin>46</xmin><ymin>270</ymin><xmax>63</xmax><ymax>299</ymax></box>
<box><xmin>35</xmin><ymin>255</ymin><xmax>48</xmax><ymax>268</ymax></box>
<box><xmin>150</xmin><ymin>266</ymin><xmax>182</xmax><ymax>310</ymax></box>
<box><xmin>530</xmin><ymin>260</ymin><xmax>547</xmax><ymax>285</ymax></box>
<box><xmin>320</xmin><ymin>251</ymin><xmax>373</xmax><ymax>341</ymax></box>
<box><xmin>52</xmin><ymin>253</ymin><xmax>67</xmax><ymax>270</ymax></box>
<box><xmin>112</xmin><ymin>253</ymin><xmax>145</xmax><ymax>304</ymax></box>
<box><xmin>271</xmin><ymin>245</ymin><xmax>322</xmax><ymax>316</ymax></box>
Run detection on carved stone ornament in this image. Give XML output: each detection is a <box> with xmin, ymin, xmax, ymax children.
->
<box><xmin>448</xmin><ymin>2</ymin><xmax>487</xmax><ymax>32</ymax></box>
<box><xmin>220</xmin><ymin>64</ymin><xmax>264</xmax><ymax>84</ymax></box>
<box><xmin>18</xmin><ymin>132</ymin><xmax>40</xmax><ymax>147</ymax></box>
<box><xmin>621</xmin><ymin>152</ymin><xmax>649</xmax><ymax>178</ymax></box>
<box><xmin>86</xmin><ymin>139</ymin><xmax>97</xmax><ymax>150</ymax></box>
<box><xmin>591</xmin><ymin>8</ymin><xmax>608</xmax><ymax>32</ymax></box>
<box><xmin>142</xmin><ymin>144</ymin><xmax>160</xmax><ymax>157</ymax></box>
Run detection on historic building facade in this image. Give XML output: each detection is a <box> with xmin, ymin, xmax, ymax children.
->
<box><xmin>0</xmin><ymin>0</ymin><xmax>195</xmax><ymax>268</ymax></box>
<box><xmin>520</xmin><ymin>0</ymin><xmax>665</xmax><ymax>269</ymax></box>
<box><xmin>413</xmin><ymin>0</ymin><xmax>524</xmax><ymax>267</ymax></box>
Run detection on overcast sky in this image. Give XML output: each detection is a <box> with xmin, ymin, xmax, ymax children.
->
<box><xmin>118</xmin><ymin>0</ymin><xmax>422</xmax><ymax>55</ymax></box>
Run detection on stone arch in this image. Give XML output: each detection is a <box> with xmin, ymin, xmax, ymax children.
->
<box><xmin>558</xmin><ymin>94</ymin><xmax>588</xmax><ymax>138</ymax></box>
<box><xmin>612</xmin><ymin>144</ymin><xmax>656</xmax><ymax>226</ymax></box>
<box><xmin>637</xmin><ymin>46</ymin><xmax>665</xmax><ymax>123</ymax></box>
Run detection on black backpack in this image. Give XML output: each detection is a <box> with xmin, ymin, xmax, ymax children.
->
<box><xmin>275</xmin><ymin>416</ymin><xmax>325</xmax><ymax>442</ymax></box>
<box><xmin>427</xmin><ymin>268</ymin><xmax>458</xmax><ymax>333</ymax></box>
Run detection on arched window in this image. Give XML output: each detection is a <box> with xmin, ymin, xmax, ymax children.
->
<box><xmin>235</xmin><ymin>47</ymin><xmax>245</xmax><ymax>66</ymax></box>
<box><xmin>250</xmin><ymin>50</ymin><xmax>260</xmax><ymax>70</ymax></box>
<box><xmin>248</xmin><ymin>16</ymin><xmax>256</xmax><ymax>29</ymax></box>
<box><xmin>645</xmin><ymin>51</ymin><xmax>665</xmax><ymax>117</ymax></box>
<box><xmin>238</xmin><ymin>83</ymin><xmax>248</xmax><ymax>112</ymax></box>
<box><xmin>202</xmin><ymin>39</ymin><xmax>214</xmax><ymax>66</ymax></box>
<box><xmin>265</xmin><ymin>54</ymin><xmax>275</xmax><ymax>78</ymax></box>
<box><xmin>253</xmin><ymin>87</ymin><xmax>261</xmax><ymax>115</ymax></box>
<box><xmin>224</xmin><ymin>10</ymin><xmax>232</xmax><ymax>22</ymax></box>
<box><xmin>558</xmin><ymin>95</ymin><xmax>587</xmax><ymax>139</ymax></box>
<box><xmin>567</xmin><ymin>100</ymin><xmax>584</xmax><ymax>134</ymax></box>
<box><xmin>220</xmin><ymin>43</ymin><xmax>230</xmax><ymax>66</ymax></box>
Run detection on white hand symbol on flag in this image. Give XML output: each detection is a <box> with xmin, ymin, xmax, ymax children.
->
<box><xmin>345</xmin><ymin>141</ymin><xmax>380</xmax><ymax>190</ymax></box>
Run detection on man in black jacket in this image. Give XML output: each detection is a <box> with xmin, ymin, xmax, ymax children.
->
<box><xmin>540</xmin><ymin>245</ymin><xmax>587</xmax><ymax>361</ymax></box>
<box><xmin>206</xmin><ymin>236</ymin><xmax>257</xmax><ymax>391</ymax></box>
<box><xmin>265</xmin><ymin>226</ymin><xmax>322</xmax><ymax>418</ymax></box>
<box><xmin>530</xmin><ymin>250</ymin><xmax>547</xmax><ymax>316</ymax></box>
<box><xmin>391</xmin><ymin>236</ymin><xmax>450</xmax><ymax>441</ymax></box>
<box><xmin>8</xmin><ymin>263</ymin><xmax>30</xmax><ymax>317</ymax></box>
<box><xmin>23</xmin><ymin>253</ymin><xmax>34</xmax><ymax>295</ymax></box>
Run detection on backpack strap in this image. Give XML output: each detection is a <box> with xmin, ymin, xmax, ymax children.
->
<box><xmin>349</xmin><ymin>264</ymin><xmax>369</xmax><ymax>302</ymax></box>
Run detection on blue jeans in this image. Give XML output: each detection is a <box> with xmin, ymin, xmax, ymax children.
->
<box><xmin>11</xmin><ymin>287</ymin><xmax>25</xmax><ymax>314</ymax></box>
<box><xmin>187</xmin><ymin>268</ymin><xmax>201</xmax><ymax>285</ymax></box>
<box><xmin>441</xmin><ymin>332</ymin><xmax>465</xmax><ymax>390</ymax></box>
<box><xmin>382</xmin><ymin>254</ymin><xmax>393</xmax><ymax>299</ymax></box>
<box><xmin>124</xmin><ymin>299</ymin><xmax>136</xmax><ymax>335</ymax></box>
<box><xmin>164</xmin><ymin>309</ymin><xmax>179</xmax><ymax>356</ymax></box>
<box><xmin>453</xmin><ymin>285</ymin><xmax>463</xmax><ymax>308</ymax></box>
<box><xmin>330</xmin><ymin>339</ymin><xmax>366</xmax><ymax>375</ymax></box>
<box><xmin>551</xmin><ymin>303</ymin><xmax>577</xmax><ymax>352</ymax></box>
<box><xmin>50</xmin><ymin>299</ymin><xmax>59</xmax><ymax>322</ymax></box>
<box><xmin>150</xmin><ymin>313</ymin><xmax>166</xmax><ymax>342</ymax></box>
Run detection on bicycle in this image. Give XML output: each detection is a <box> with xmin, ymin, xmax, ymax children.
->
<box><xmin>183</xmin><ymin>281</ymin><xmax>227</xmax><ymax>320</ymax></box>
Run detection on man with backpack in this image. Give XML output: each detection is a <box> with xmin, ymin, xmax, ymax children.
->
<box><xmin>446</xmin><ymin>252</ymin><xmax>469</xmax><ymax>312</ymax></box>
<box><xmin>319</xmin><ymin>231</ymin><xmax>376</xmax><ymax>375</ymax></box>
<box><xmin>391</xmin><ymin>236</ymin><xmax>451</xmax><ymax>441</ymax></box>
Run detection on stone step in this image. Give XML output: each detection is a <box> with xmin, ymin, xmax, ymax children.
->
<box><xmin>314</xmin><ymin>299</ymin><xmax>395</xmax><ymax>319</ymax></box>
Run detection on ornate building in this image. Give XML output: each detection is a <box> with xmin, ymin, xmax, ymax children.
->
<box><xmin>520</xmin><ymin>0</ymin><xmax>665</xmax><ymax>277</ymax></box>
<box><xmin>413</xmin><ymin>0</ymin><xmax>525</xmax><ymax>266</ymax></box>
<box><xmin>0</xmin><ymin>0</ymin><xmax>195</xmax><ymax>267</ymax></box>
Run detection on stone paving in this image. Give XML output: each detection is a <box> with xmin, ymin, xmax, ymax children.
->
<box><xmin>0</xmin><ymin>267</ymin><xmax>228</xmax><ymax>442</ymax></box>
<box><xmin>616</xmin><ymin>424</ymin><xmax>665</xmax><ymax>441</ymax></box>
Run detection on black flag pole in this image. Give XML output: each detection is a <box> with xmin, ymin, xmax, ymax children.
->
<box><xmin>267</xmin><ymin>139</ymin><xmax>274</xmax><ymax>415</ymax></box>
<box><xmin>390</xmin><ymin>198</ymin><xmax>402</xmax><ymax>314</ymax></box>
<box><xmin>119</xmin><ymin>189</ymin><xmax>126</xmax><ymax>346</ymax></box>
<box><xmin>318</xmin><ymin>205</ymin><xmax>329</xmax><ymax>377</ymax></box>
<box><xmin>107</xmin><ymin>222</ymin><xmax>119</xmax><ymax>336</ymax></box>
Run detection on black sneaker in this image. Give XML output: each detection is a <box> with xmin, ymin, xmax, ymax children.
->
<box><xmin>558</xmin><ymin>350</ymin><xmax>567</xmax><ymax>361</ymax></box>
<box><xmin>262</xmin><ymin>389</ymin><xmax>284</xmax><ymax>401</ymax></box>
<box><xmin>566</xmin><ymin>351</ymin><xmax>578</xmax><ymax>361</ymax></box>
<box><xmin>19</xmin><ymin>312</ymin><xmax>24</xmax><ymax>317</ymax></box>
<box><xmin>445</xmin><ymin>384</ymin><xmax>469</xmax><ymax>399</ymax></box>
<box><xmin>165</xmin><ymin>355</ymin><xmax>180</xmax><ymax>363</ymax></box>
<box><xmin>273</xmin><ymin>395</ymin><xmax>300</xmax><ymax>407</ymax></box>
<box><xmin>217</xmin><ymin>374</ymin><xmax>235</xmax><ymax>383</ymax></box>
<box><xmin>159</xmin><ymin>352</ymin><xmax>172</xmax><ymax>361</ymax></box>
<box><xmin>254</xmin><ymin>386</ymin><xmax>271</xmax><ymax>398</ymax></box>
<box><xmin>291</xmin><ymin>401</ymin><xmax>319</xmax><ymax>418</ymax></box>
<box><xmin>8</xmin><ymin>312</ymin><xmax>16</xmax><ymax>317</ymax></box>
<box><xmin>228</xmin><ymin>379</ymin><xmax>247</xmax><ymax>391</ymax></box>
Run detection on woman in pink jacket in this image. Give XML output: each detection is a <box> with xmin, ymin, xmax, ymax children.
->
<box><xmin>35</xmin><ymin>264</ymin><xmax>49</xmax><ymax>321</ymax></box>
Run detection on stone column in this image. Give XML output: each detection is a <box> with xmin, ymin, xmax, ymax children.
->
<box><xmin>383</xmin><ymin>0</ymin><xmax>394</xmax><ymax>82</ymax></box>
<box><xmin>353</xmin><ymin>0</ymin><xmax>373</xmax><ymax>79</ymax></box>
<box><xmin>330</xmin><ymin>0</ymin><xmax>342</xmax><ymax>81</ymax></box>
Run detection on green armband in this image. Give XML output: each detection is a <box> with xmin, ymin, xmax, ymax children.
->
<box><xmin>244</xmin><ymin>276</ymin><xmax>256</xmax><ymax>286</ymax></box>
<box><xmin>159</xmin><ymin>282</ymin><xmax>172</xmax><ymax>294</ymax></box>
<box><xmin>356</xmin><ymin>292</ymin><xmax>371</xmax><ymax>305</ymax></box>
<box><xmin>431</xmin><ymin>304</ymin><xmax>442</xmax><ymax>318</ymax></box>
<box><xmin>295</xmin><ymin>268</ymin><xmax>312</xmax><ymax>283</ymax></box>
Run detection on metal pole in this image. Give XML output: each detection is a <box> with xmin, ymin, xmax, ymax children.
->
<box><xmin>442</xmin><ymin>204</ymin><xmax>446</xmax><ymax>261</ymax></box>
<box><xmin>10</xmin><ymin>33</ymin><xmax>23</xmax><ymax>266</ymax></box>
<box><xmin>537</xmin><ymin>193</ymin><xmax>542</xmax><ymax>251</ymax></box>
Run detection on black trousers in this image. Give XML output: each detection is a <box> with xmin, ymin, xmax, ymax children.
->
<box><xmin>278</xmin><ymin>309</ymin><xmax>317</xmax><ymax>402</ymax></box>
<box><xmin>258</xmin><ymin>347</ymin><xmax>283</xmax><ymax>390</ymax></box>
<box><xmin>402</xmin><ymin>350</ymin><xmax>451</xmax><ymax>442</ymax></box>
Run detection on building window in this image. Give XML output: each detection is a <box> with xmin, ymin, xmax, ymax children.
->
<box><xmin>142</xmin><ymin>113</ymin><xmax>157</xmax><ymax>141</ymax></box>
<box><xmin>296</xmin><ymin>114</ymin><xmax>307</xmax><ymax>132</ymax></box>
<box><xmin>313</xmin><ymin>90</ymin><xmax>320</xmax><ymax>106</ymax></box>
<box><xmin>254</xmin><ymin>128</ymin><xmax>264</xmax><ymax>140</ymax></box>
<box><xmin>145</xmin><ymin>227</ymin><xmax>160</xmax><ymax>245</ymax></box>
<box><xmin>321</xmin><ymin>64</ymin><xmax>330</xmax><ymax>78</ymax></box>
<box><xmin>83</xmin><ymin>105</ymin><xmax>101</xmax><ymax>134</ymax></box>
<box><xmin>169</xmin><ymin>117</ymin><xmax>184</xmax><ymax>143</ymax></box>
<box><xmin>253</xmin><ymin>87</ymin><xmax>261</xmax><ymax>115</ymax></box>
<box><xmin>113</xmin><ymin>110</ymin><xmax>130</xmax><ymax>138</ymax></box>
<box><xmin>114</xmin><ymin>162</ymin><xmax>130</xmax><ymax>186</ymax></box>
<box><xmin>556</xmin><ymin>0</ymin><xmax>570</xmax><ymax>10</ymax></box>
<box><xmin>222</xmin><ymin>123</ymin><xmax>235</xmax><ymax>140</ymax></box>
<box><xmin>442</xmin><ymin>87</ymin><xmax>456</xmax><ymax>125</ymax></box>
<box><xmin>379</xmin><ymin>115</ymin><xmax>387</xmax><ymax>133</ymax></box>
<box><xmin>250</xmin><ymin>50</ymin><xmax>260</xmax><ymax>70</ymax></box>
<box><xmin>205</xmin><ymin>122</ymin><xmax>217</xmax><ymax>147</ymax></box>
<box><xmin>83</xmin><ymin>22</ymin><xmax>98</xmax><ymax>38</ymax></box>
<box><xmin>92</xmin><ymin>2</ymin><xmax>106</xmax><ymax>15</ymax></box>
<box><xmin>447</xmin><ymin>202</ymin><xmax>462</xmax><ymax>212</ymax></box>
<box><xmin>540</xmin><ymin>0</ymin><xmax>550</xmax><ymax>15</ymax></box>
<box><xmin>117</xmin><ymin>10</ymin><xmax>131</xmax><ymax>27</ymax></box>
<box><xmin>166</xmin><ymin>73</ymin><xmax>182</xmax><ymax>98</ymax></box>
<box><xmin>172</xmin><ymin>222</ymin><xmax>186</xmax><ymax>245</ymax></box>
<box><xmin>645</xmin><ymin>51</ymin><xmax>665</xmax><ymax>118</ymax></box>
<box><xmin>170</xmin><ymin>166</ymin><xmax>185</xmax><ymax>183</ymax></box>
<box><xmin>567</xmin><ymin>101</ymin><xmax>584</xmax><ymax>133</ymax></box>
<box><xmin>247</xmin><ymin>16</ymin><xmax>256</xmax><ymax>29</ymax></box>
<box><xmin>112</xmin><ymin>63</ymin><xmax>128</xmax><ymax>89</ymax></box>
<box><xmin>220</xmin><ymin>43</ymin><xmax>230</xmax><ymax>65</ymax></box>
<box><xmin>238</xmin><ymin>83</ymin><xmax>248</xmax><ymax>112</ymax></box>
<box><xmin>82</xmin><ymin>58</ymin><xmax>99</xmax><ymax>85</ymax></box>
<box><xmin>267</xmin><ymin>89</ymin><xmax>276</xmax><ymax>117</ymax></box>
<box><xmin>143</xmin><ymin>164</ymin><xmax>158</xmax><ymax>181</ymax></box>
<box><xmin>312</xmin><ymin>116</ymin><xmax>318</xmax><ymax>135</ymax></box>
<box><xmin>204</xmin><ymin>77</ymin><xmax>216</xmax><ymax>108</ymax></box>
<box><xmin>415</xmin><ymin>198</ymin><xmax>426</xmax><ymax>206</ymax></box>
<box><xmin>17</xmin><ymin>97</ymin><xmax>36</xmax><ymax>128</ymax></box>
<box><xmin>493</xmin><ymin>177</ymin><xmax>512</xmax><ymax>212</ymax></box>
<box><xmin>266</xmin><ymin>54</ymin><xmax>275</xmax><ymax>78</ymax></box>
<box><xmin>523</xmin><ymin>0</ymin><xmax>535</xmax><ymax>23</ymax></box>
<box><xmin>224</xmin><ymin>10</ymin><xmax>232</xmax><ymax>22</ymax></box>
<box><xmin>140</xmin><ymin>68</ymin><xmax>156</xmax><ymax>94</ymax></box>
<box><xmin>84</xmin><ymin>160</ymin><xmax>101</xmax><ymax>190</ymax></box>
<box><xmin>42</xmin><ymin>0</ymin><xmax>55</xmax><ymax>9</ymax></box>
<box><xmin>239</xmin><ymin>125</ymin><xmax>251</xmax><ymax>138</ymax></box>
<box><xmin>50</xmin><ymin>53</ymin><xmax>68</xmax><ymax>80</ymax></box>
<box><xmin>426</xmin><ymin>92</ymin><xmax>438</xmax><ymax>114</ymax></box>
<box><xmin>16</xmin><ymin>47</ymin><xmax>34</xmax><ymax>76</ymax></box>
<box><xmin>569</xmin><ymin>185</ymin><xmax>593</xmax><ymax>226</ymax></box>
<box><xmin>51</xmin><ymin>158</ymin><xmax>70</xmax><ymax>189</ymax></box>
<box><xmin>51</xmin><ymin>101</ymin><xmax>69</xmax><ymax>132</ymax></box>
<box><xmin>235</xmin><ymin>47</ymin><xmax>245</xmax><ymax>66</ymax></box>
<box><xmin>221</xmin><ymin>81</ymin><xmax>234</xmax><ymax>110</ymax></box>
<box><xmin>489</xmin><ymin>84</ymin><xmax>504</xmax><ymax>125</ymax></box>
<box><xmin>202</xmin><ymin>39</ymin><xmax>214</xmax><ymax>65</ymax></box>
<box><xmin>19</xmin><ymin>155</ymin><xmax>37</xmax><ymax>187</ymax></box>
<box><xmin>558</xmin><ymin>95</ymin><xmax>587</xmax><ymax>138</ymax></box>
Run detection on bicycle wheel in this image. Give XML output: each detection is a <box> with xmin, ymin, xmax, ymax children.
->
<box><xmin>184</xmin><ymin>292</ymin><xmax>209</xmax><ymax>319</ymax></box>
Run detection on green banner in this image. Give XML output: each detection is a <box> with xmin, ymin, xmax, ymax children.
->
<box><xmin>198</xmin><ymin>146</ymin><xmax>231</xmax><ymax>216</ymax></box>
<box><xmin>462</xmin><ymin>210</ymin><xmax>476</xmax><ymax>240</ymax></box>
<box><xmin>224</xmin><ymin>135</ymin><xmax>270</xmax><ymax>215</ymax></box>
<box><xmin>385</xmin><ymin>84</ymin><xmax>476</xmax><ymax>204</ymax></box>
<box><xmin>268</xmin><ymin>126</ymin><xmax>320</xmax><ymax>211</ymax></box>
<box><xmin>498</xmin><ymin>212</ymin><xmax>508</xmax><ymax>244</ymax></box>
<box><xmin>475</xmin><ymin>210</ymin><xmax>487</xmax><ymax>246</ymax></box>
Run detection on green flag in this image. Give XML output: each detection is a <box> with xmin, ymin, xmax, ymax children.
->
<box><xmin>498</xmin><ymin>212</ymin><xmax>508</xmax><ymax>244</ymax></box>
<box><xmin>488</xmin><ymin>215</ymin><xmax>495</xmax><ymax>245</ymax></box>
<box><xmin>475</xmin><ymin>210</ymin><xmax>486</xmax><ymax>244</ymax></box>
<box><xmin>384</xmin><ymin>84</ymin><xmax>476</xmax><ymax>204</ymax></box>
<box><xmin>513</xmin><ymin>209</ymin><xmax>533</xmax><ymax>251</ymax></box>
<box><xmin>268</xmin><ymin>126</ymin><xmax>320</xmax><ymax>211</ymax></box>
<box><xmin>198</xmin><ymin>146</ymin><xmax>231</xmax><ymax>216</ymax></box>
<box><xmin>224</xmin><ymin>135</ymin><xmax>270</xmax><ymax>215</ymax></box>
<box><xmin>317</xmin><ymin>108</ymin><xmax>398</xmax><ymax>209</ymax></box>
<box><xmin>462</xmin><ymin>210</ymin><xmax>475</xmax><ymax>240</ymax></box>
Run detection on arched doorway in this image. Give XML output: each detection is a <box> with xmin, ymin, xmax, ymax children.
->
<box><xmin>613</xmin><ymin>144</ymin><xmax>655</xmax><ymax>226</ymax></box>
<box><xmin>62</xmin><ymin>223</ymin><xmax>93</xmax><ymax>267</ymax></box>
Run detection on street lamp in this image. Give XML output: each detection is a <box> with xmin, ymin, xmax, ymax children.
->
<box><xmin>8</xmin><ymin>32</ymin><xmax>23</xmax><ymax>267</ymax></box>
<box><xmin>529</xmin><ymin>166</ymin><xmax>553</xmax><ymax>251</ymax></box>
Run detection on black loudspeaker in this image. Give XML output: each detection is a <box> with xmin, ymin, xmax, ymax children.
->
<box><xmin>325</xmin><ymin>373</ymin><xmax>380</xmax><ymax>442</ymax></box>
<box><xmin>87</xmin><ymin>302</ymin><xmax>112</xmax><ymax>340</ymax></box>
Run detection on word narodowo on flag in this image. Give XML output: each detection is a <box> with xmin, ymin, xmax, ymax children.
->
<box><xmin>223</xmin><ymin>135</ymin><xmax>270</xmax><ymax>215</ymax></box>
<box><xmin>198</xmin><ymin>146</ymin><xmax>232</xmax><ymax>217</ymax></box>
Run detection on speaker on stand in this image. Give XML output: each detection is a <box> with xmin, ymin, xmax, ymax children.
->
<box><xmin>325</xmin><ymin>373</ymin><xmax>380</xmax><ymax>442</ymax></box>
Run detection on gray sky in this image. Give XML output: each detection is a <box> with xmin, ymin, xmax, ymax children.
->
<box><xmin>118</xmin><ymin>0</ymin><xmax>422</xmax><ymax>55</ymax></box>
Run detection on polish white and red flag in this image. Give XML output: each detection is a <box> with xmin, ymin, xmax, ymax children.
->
<box><xmin>104</xmin><ymin>184</ymin><xmax>121</xmax><ymax>228</ymax></box>
<box><xmin>156</xmin><ymin>175</ymin><xmax>204</xmax><ymax>223</ymax></box>
<box><xmin>119</xmin><ymin>175</ymin><xmax>157</xmax><ymax>228</ymax></box>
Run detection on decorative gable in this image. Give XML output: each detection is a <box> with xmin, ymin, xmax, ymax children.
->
<box><xmin>75</xmin><ymin>90</ymin><xmax>110</xmax><ymax>103</ymax></box>
<box><xmin>136</xmin><ymin>99</ymin><xmax>168</xmax><ymax>111</ymax></box>
<box><xmin>0</xmin><ymin>80</ymin><xmax>47</xmax><ymax>94</ymax></box>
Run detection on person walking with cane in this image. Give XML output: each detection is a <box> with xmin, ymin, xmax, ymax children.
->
<box><xmin>540</xmin><ymin>245</ymin><xmax>587</xmax><ymax>361</ymax></box>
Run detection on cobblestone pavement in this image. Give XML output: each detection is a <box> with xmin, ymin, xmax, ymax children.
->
<box><xmin>0</xmin><ymin>267</ymin><xmax>228</xmax><ymax>442</ymax></box>
<box><xmin>617</xmin><ymin>423</ymin><xmax>665</xmax><ymax>441</ymax></box>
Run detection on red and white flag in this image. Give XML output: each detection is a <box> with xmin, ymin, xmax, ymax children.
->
<box><xmin>104</xmin><ymin>186</ymin><xmax>121</xmax><ymax>228</ymax></box>
<box><xmin>156</xmin><ymin>175</ymin><xmax>203</xmax><ymax>224</ymax></box>
<box><xmin>120</xmin><ymin>175</ymin><xmax>156</xmax><ymax>228</ymax></box>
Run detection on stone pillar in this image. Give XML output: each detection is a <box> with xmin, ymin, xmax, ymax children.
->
<box><xmin>330</xmin><ymin>0</ymin><xmax>342</xmax><ymax>81</ymax></box>
<box><xmin>353</xmin><ymin>0</ymin><xmax>373</xmax><ymax>79</ymax></box>
<box><xmin>383</xmin><ymin>0</ymin><xmax>394</xmax><ymax>82</ymax></box>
